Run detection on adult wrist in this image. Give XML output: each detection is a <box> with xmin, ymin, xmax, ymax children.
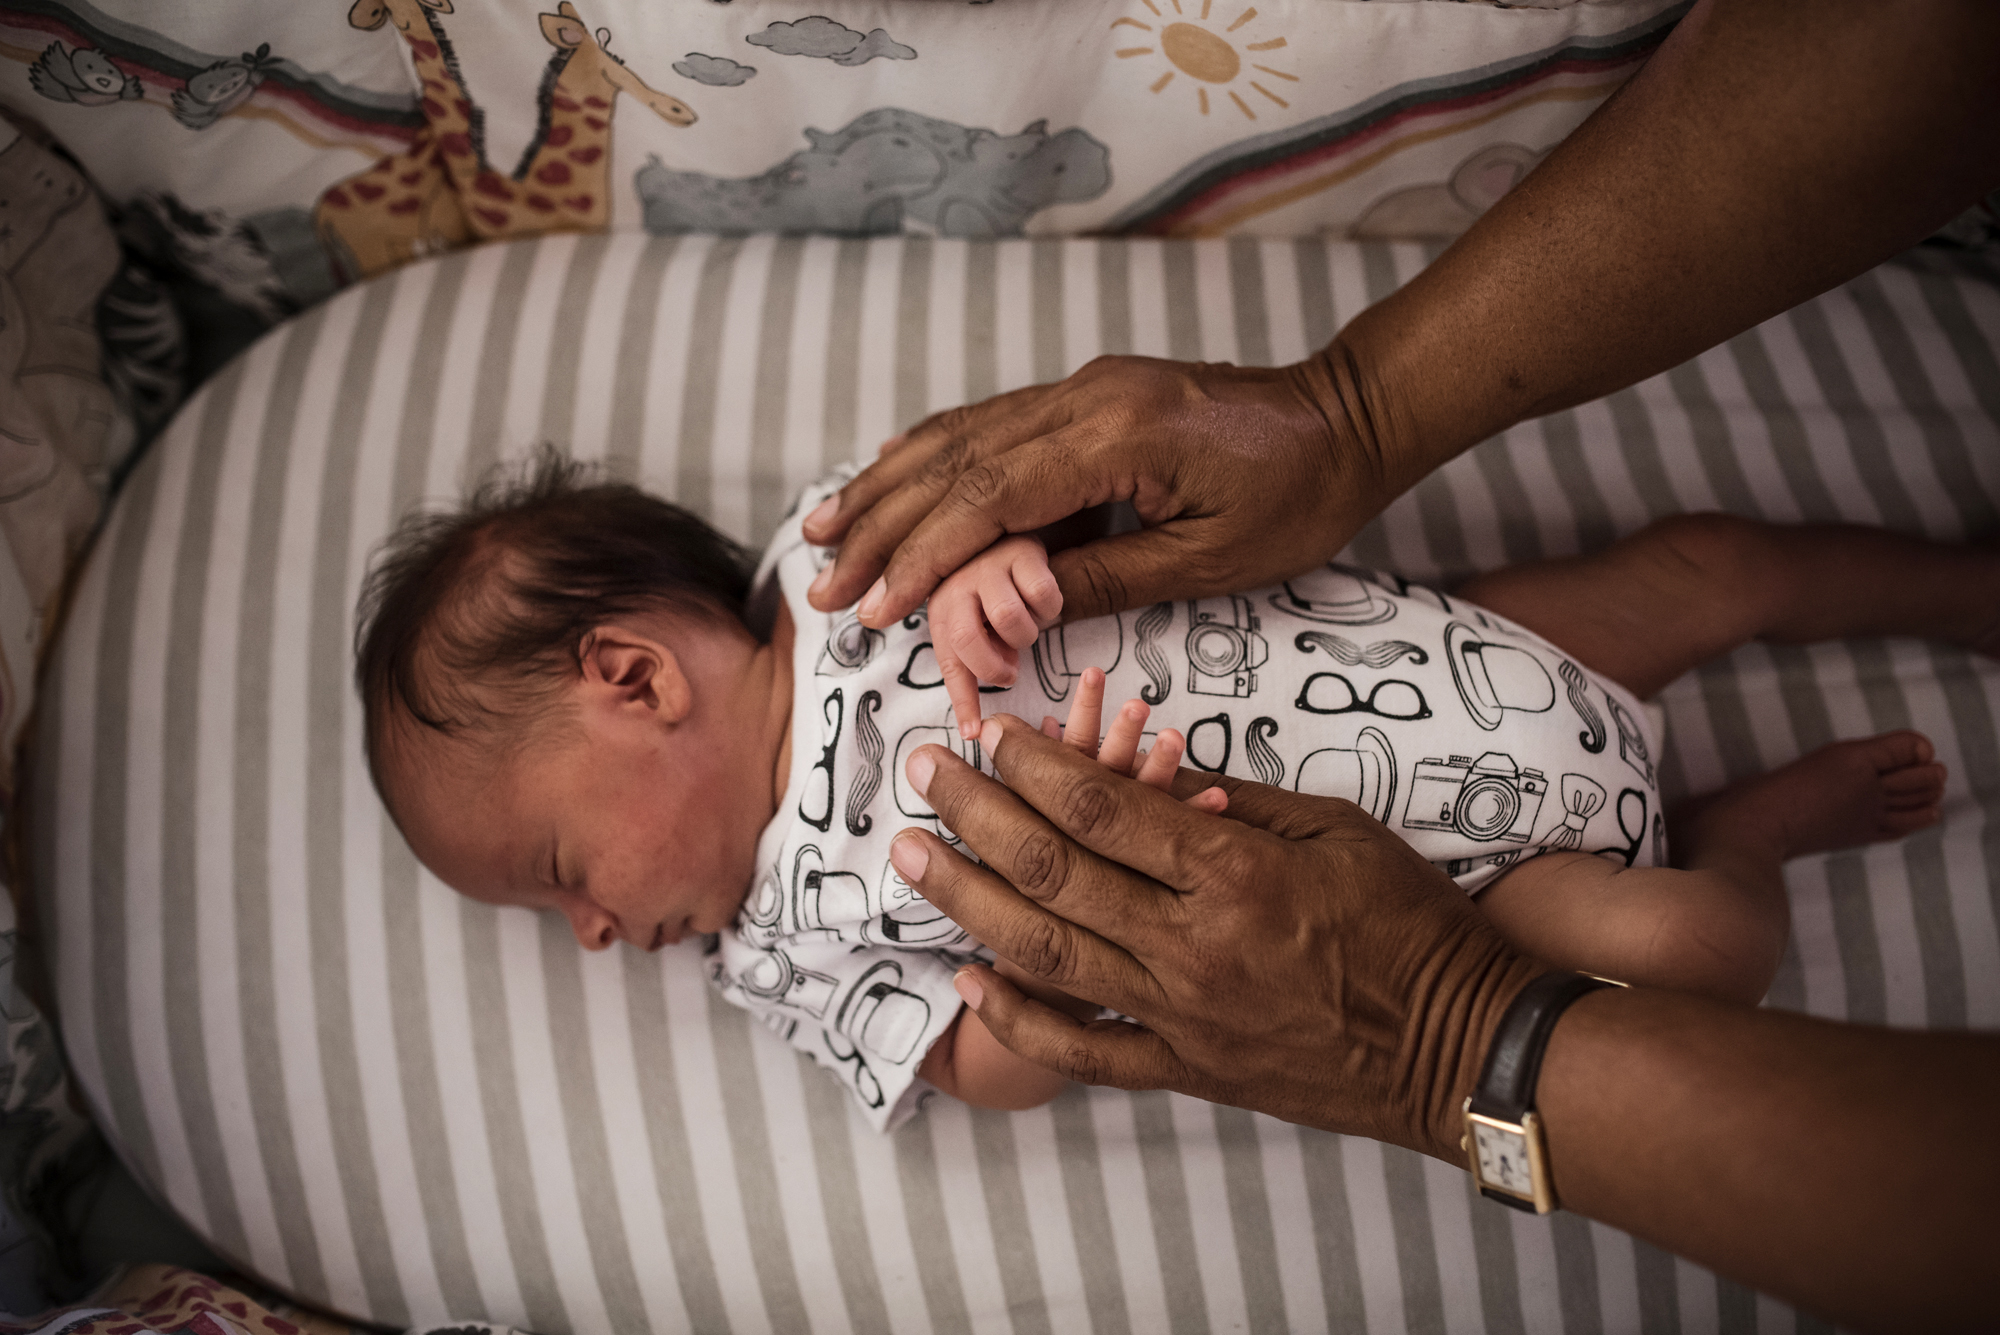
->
<box><xmin>1413</xmin><ymin>932</ymin><xmax>1549</xmax><ymax>1163</ymax></box>
<box><xmin>1294</xmin><ymin>327</ymin><xmax>1461</xmax><ymax>525</ymax></box>
<box><xmin>1462</xmin><ymin>971</ymin><xmax>1625</xmax><ymax>1211</ymax></box>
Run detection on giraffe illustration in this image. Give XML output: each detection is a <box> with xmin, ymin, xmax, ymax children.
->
<box><xmin>313</xmin><ymin>0</ymin><xmax>695</xmax><ymax>283</ymax></box>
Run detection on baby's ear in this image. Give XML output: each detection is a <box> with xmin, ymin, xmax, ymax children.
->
<box><xmin>578</xmin><ymin>627</ymin><xmax>692</xmax><ymax>723</ymax></box>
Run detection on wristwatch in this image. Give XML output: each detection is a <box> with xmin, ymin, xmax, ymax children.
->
<box><xmin>1461</xmin><ymin>970</ymin><xmax>1625</xmax><ymax>1213</ymax></box>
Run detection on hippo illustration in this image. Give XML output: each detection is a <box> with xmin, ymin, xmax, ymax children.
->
<box><xmin>636</xmin><ymin>107</ymin><xmax>1110</xmax><ymax>237</ymax></box>
<box><xmin>29</xmin><ymin>42</ymin><xmax>143</xmax><ymax>107</ymax></box>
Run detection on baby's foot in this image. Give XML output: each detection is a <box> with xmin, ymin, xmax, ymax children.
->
<box><xmin>1682</xmin><ymin>731</ymin><xmax>1946</xmax><ymax>860</ymax></box>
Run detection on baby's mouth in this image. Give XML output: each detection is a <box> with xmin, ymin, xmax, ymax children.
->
<box><xmin>647</xmin><ymin>922</ymin><xmax>668</xmax><ymax>951</ymax></box>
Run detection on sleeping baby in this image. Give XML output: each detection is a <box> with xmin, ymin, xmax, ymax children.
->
<box><xmin>357</xmin><ymin>450</ymin><xmax>1992</xmax><ymax>1130</ymax></box>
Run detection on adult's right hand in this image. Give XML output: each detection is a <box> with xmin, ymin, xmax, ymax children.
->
<box><xmin>802</xmin><ymin>353</ymin><xmax>1412</xmax><ymax>629</ymax></box>
<box><xmin>889</xmin><ymin>715</ymin><xmax>1546</xmax><ymax>1159</ymax></box>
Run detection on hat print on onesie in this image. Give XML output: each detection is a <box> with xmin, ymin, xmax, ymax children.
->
<box><xmin>1445</xmin><ymin>621</ymin><xmax>1556</xmax><ymax>730</ymax></box>
<box><xmin>1269</xmin><ymin>564</ymin><xmax>1399</xmax><ymax>625</ymax></box>
<box><xmin>1294</xmin><ymin>725</ymin><xmax>1398</xmax><ymax>823</ymax></box>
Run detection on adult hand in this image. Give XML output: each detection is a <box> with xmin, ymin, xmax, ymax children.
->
<box><xmin>801</xmin><ymin>354</ymin><xmax>1416</xmax><ymax>630</ymax></box>
<box><xmin>887</xmin><ymin>714</ymin><xmax>1544</xmax><ymax>1158</ymax></box>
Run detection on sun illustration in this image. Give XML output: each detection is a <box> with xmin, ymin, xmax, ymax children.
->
<box><xmin>1111</xmin><ymin>1</ymin><xmax>1297</xmax><ymax>120</ymax></box>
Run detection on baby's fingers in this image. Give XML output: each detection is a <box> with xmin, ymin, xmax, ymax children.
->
<box><xmin>1135</xmin><ymin>728</ymin><xmax>1184</xmax><ymax>788</ymax></box>
<box><xmin>1099</xmin><ymin>699</ymin><xmax>1151</xmax><ymax>776</ymax></box>
<box><xmin>979</xmin><ymin>575</ymin><xmax>1043</xmax><ymax>651</ymax></box>
<box><xmin>940</xmin><ymin>650</ymin><xmax>986</xmax><ymax>741</ymax></box>
<box><xmin>1061</xmin><ymin>667</ymin><xmax>1107</xmax><ymax>759</ymax></box>
<box><xmin>1134</xmin><ymin>729</ymin><xmax>1227</xmax><ymax>811</ymax></box>
<box><xmin>1010</xmin><ymin>543</ymin><xmax>1064</xmax><ymax>626</ymax></box>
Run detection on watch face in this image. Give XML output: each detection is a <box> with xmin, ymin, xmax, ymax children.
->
<box><xmin>1474</xmin><ymin>1121</ymin><xmax>1534</xmax><ymax>1197</ymax></box>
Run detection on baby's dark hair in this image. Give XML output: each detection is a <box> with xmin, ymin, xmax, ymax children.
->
<box><xmin>354</xmin><ymin>447</ymin><xmax>756</xmax><ymax>780</ymax></box>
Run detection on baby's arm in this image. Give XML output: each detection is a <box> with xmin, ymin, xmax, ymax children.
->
<box><xmin>918</xmin><ymin>958</ymin><xmax>1101</xmax><ymax>1109</ymax></box>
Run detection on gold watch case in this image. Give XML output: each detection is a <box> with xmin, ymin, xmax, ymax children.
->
<box><xmin>1462</xmin><ymin>1100</ymin><xmax>1556</xmax><ymax>1214</ymax></box>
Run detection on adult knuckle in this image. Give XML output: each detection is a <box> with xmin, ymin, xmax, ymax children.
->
<box><xmin>1054</xmin><ymin>1038</ymin><xmax>1111</xmax><ymax>1087</ymax></box>
<box><xmin>1011</xmin><ymin>827</ymin><xmax>1072</xmax><ymax>901</ymax></box>
<box><xmin>1056</xmin><ymin>771</ymin><xmax>1123</xmax><ymax>843</ymax></box>
<box><xmin>1008</xmin><ymin>911</ymin><xmax>1070</xmax><ymax>981</ymax></box>
<box><xmin>918</xmin><ymin>433</ymin><xmax>974</xmax><ymax>487</ymax></box>
<box><xmin>952</xmin><ymin>460</ymin><xmax>1007</xmax><ymax>514</ymax></box>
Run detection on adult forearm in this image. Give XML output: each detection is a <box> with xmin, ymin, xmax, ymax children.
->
<box><xmin>1322</xmin><ymin>0</ymin><xmax>2000</xmax><ymax>489</ymax></box>
<box><xmin>1538</xmin><ymin>988</ymin><xmax>1999</xmax><ymax>1331</ymax></box>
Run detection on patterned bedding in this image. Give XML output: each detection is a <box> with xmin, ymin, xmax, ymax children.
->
<box><xmin>28</xmin><ymin>232</ymin><xmax>2000</xmax><ymax>1331</ymax></box>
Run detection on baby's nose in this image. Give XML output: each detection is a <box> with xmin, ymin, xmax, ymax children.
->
<box><xmin>567</xmin><ymin>906</ymin><xmax>618</xmax><ymax>951</ymax></box>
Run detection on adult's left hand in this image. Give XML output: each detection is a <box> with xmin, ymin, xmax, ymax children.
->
<box><xmin>887</xmin><ymin>715</ymin><xmax>1543</xmax><ymax>1158</ymax></box>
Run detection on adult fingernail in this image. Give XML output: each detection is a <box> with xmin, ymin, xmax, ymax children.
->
<box><xmin>808</xmin><ymin>564</ymin><xmax>832</xmax><ymax>599</ymax></box>
<box><xmin>858</xmin><ymin>578</ymin><xmax>886</xmax><ymax>624</ymax></box>
<box><xmin>906</xmin><ymin>747</ymin><xmax>937</xmax><ymax>797</ymax></box>
<box><xmin>954</xmin><ymin>969</ymin><xmax>984</xmax><ymax>1010</ymax></box>
<box><xmin>980</xmin><ymin>718</ymin><xmax>1002</xmax><ymax>753</ymax></box>
<box><xmin>805</xmin><ymin>496</ymin><xmax>838</xmax><ymax>534</ymax></box>
<box><xmin>890</xmin><ymin>832</ymin><xmax>929</xmax><ymax>883</ymax></box>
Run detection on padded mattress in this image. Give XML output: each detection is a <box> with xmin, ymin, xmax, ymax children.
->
<box><xmin>32</xmin><ymin>233</ymin><xmax>2000</xmax><ymax>1332</ymax></box>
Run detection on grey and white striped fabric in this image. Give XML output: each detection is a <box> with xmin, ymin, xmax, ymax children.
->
<box><xmin>33</xmin><ymin>233</ymin><xmax>2000</xmax><ymax>1333</ymax></box>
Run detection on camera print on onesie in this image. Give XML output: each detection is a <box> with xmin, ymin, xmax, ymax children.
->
<box><xmin>1186</xmin><ymin>597</ymin><xmax>1268</xmax><ymax>698</ymax></box>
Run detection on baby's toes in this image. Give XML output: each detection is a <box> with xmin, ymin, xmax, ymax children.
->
<box><xmin>1875</xmin><ymin>802</ymin><xmax>1943</xmax><ymax>841</ymax></box>
<box><xmin>1862</xmin><ymin>728</ymin><xmax>1935</xmax><ymax>775</ymax></box>
<box><xmin>1880</xmin><ymin>761</ymin><xmax>1948</xmax><ymax>809</ymax></box>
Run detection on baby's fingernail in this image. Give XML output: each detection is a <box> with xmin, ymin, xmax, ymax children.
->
<box><xmin>954</xmin><ymin>969</ymin><xmax>984</xmax><ymax>1010</ymax></box>
<box><xmin>906</xmin><ymin>747</ymin><xmax>937</xmax><ymax>797</ymax></box>
<box><xmin>805</xmin><ymin>497</ymin><xmax>838</xmax><ymax>533</ymax></box>
<box><xmin>808</xmin><ymin>564</ymin><xmax>833</xmax><ymax>599</ymax></box>
<box><xmin>980</xmin><ymin>718</ymin><xmax>1003</xmax><ymax>754</ymax></box>
<box><xmin>890</xmin><ymin>833</ymin><xmax>929</xmax><ymax>883</ymax></box>
<box><xmin>858</xmin><ymin>578</ymin><xmax>887</xmax><ymax>624</ymax></box>
<box><xmin>959</xmin><ymin>718</ymin><xmax>979</xmax><ymax>740</ymax></box>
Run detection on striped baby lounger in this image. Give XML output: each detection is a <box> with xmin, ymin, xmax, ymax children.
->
<box><xmin>33</xmin><ymin>234</ymin><xmax>2000</xmax><ymax>1332</ymax></box>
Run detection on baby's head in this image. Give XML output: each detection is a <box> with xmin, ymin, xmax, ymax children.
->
<box><xmin>356</xmin><ymin>451</ymin><xmax>780</xmax><ymax>950</ymax></box>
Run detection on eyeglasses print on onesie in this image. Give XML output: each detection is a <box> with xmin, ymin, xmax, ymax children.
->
<box><xmin>1295</xmin><ymin>671</ymin><xmax>1432</xmax><ymax>721</ymax></box>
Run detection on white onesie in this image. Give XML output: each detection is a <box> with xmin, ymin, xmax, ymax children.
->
<box><xmin>707</xmin><ymin>476</ymin><xmax>1666</xmax><ymax>1130</ymax></box>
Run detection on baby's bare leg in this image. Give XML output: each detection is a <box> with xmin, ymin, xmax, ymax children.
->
<box><xmin>1480</xmin><ymin>731</ymin><xmax>1945</xmax><ymax>1003</ymax></box>
<box><xmin>1455</xmin><ymin>514</ymin><xmax>2000</xmax><ymax>698</ymax></box>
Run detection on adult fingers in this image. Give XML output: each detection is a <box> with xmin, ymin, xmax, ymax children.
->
<box><xmin>1192</xmin><ymin>770</ymin><xmax>1370</xmax><ymax>841</ymax></box>
<box><xmin>1045</xmin><ymin>520</ymin><xmax>1276</xmax><ymax>624</ymax></box>
<box><xmin>909</xmin><ymin>739</ymin><xmax>1188</xmax><ymax>961</ymax></box>
<box><xmin>863</xmin><ymin>424</ymin><xmax>1131</xmax><ymax>627</ymax></box>
<box><xmin>816</xmin><ymin>398</ymin><xmax>1072</xmax><ymax>617</ymax></box>
<box><xmin>890</xmin><ymin>824</ymin><xmax>1162</xmax><ymax>1012</ymax></box>
<box><xmin>801</xmin><ymin>384</ymin><xmax>1059</xmax><ymax>550</ymax></box>
<box><xmin>953</xmin><ymin>963</ymin><xmax>1190</xmax><ymax>1091</ymax></box>
<box><xmin>975</xmin><ymin>714</ymin><xmax>1252</xmax><ymax>893</ymax></box>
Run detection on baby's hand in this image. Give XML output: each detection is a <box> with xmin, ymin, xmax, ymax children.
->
<box><xmin>1044</xmin><ymin>667</ymin><xmax>1229</xmax><ymax>814</ymax></box>
<box><xmin>929</xmin><ymin>535</ymin><xmax>1064</xmax><ymax>740</ymax></box>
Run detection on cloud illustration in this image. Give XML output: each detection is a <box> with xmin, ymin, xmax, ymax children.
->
<box><xmin>833</xmin><ymin>28</ymin><xmax>916</xmax><ymax>66</ymax></box>
<box><xmin>747</xmin><ymin>16</ymin><xmax>916</xmax><ymax>65</ymax></box>
<box><xmin>674</xmin><ymin>52</ymin><xmax>756</xmax><ymax>86</ymax></box>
